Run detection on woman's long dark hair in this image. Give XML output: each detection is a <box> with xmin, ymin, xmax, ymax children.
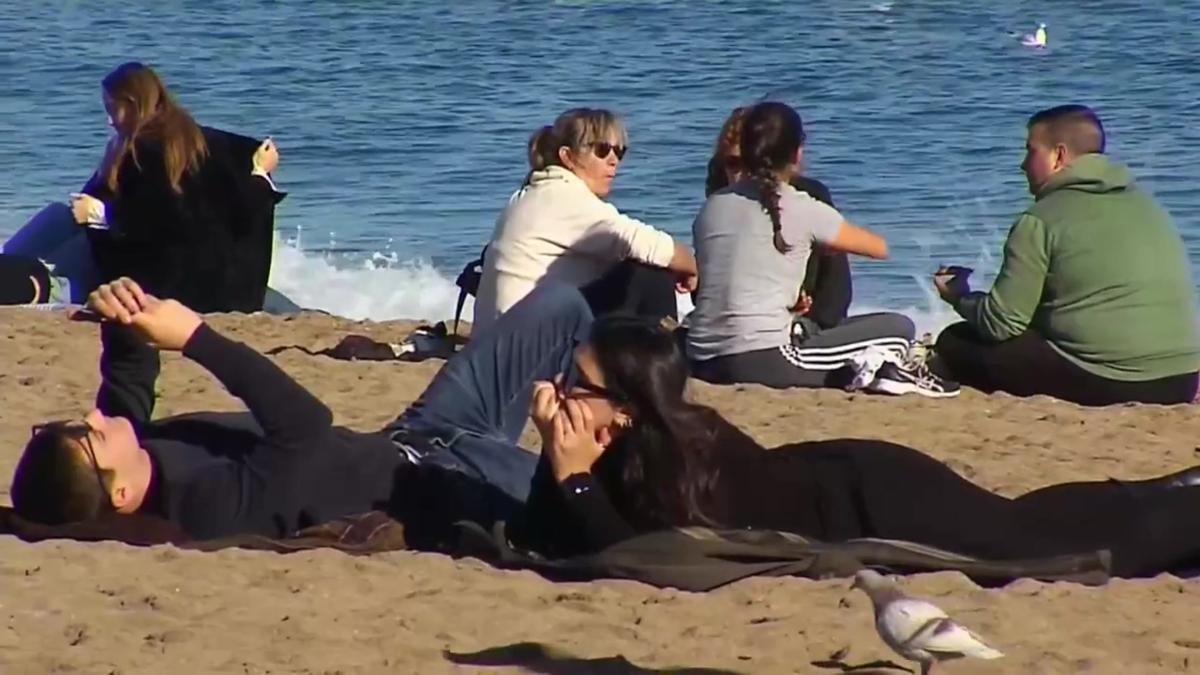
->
<box><xmin>704</xmin><ymin>106</ymin><xmax>749</xmax><ymax>197</ymax></box>
<box><xmin>586</xmin><ymin>315</ymin><xmax>721</xmax><ymax>529</ymax></box>
<box><xmin>740</xmin><ymin>101</ymin><xmax>805</xmax><ymax>253</ymax></box>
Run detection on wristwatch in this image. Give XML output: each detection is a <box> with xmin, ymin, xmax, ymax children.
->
<box><xmin>559</xmin><ymin>472</ymin><xmax>595</xmax><ymax>497</ymax></box>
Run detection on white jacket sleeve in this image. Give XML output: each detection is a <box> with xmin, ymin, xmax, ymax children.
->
<box><xmin>573</xmin><ymin>200</ymin><xmax>677</xmax><ymax>268</ymax></box>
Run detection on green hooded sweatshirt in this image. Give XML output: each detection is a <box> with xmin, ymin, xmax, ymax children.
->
<box><xmin>955</xmin><ymin>153</ymin><xmax>1200</xmax><ymax>381</ymax></box>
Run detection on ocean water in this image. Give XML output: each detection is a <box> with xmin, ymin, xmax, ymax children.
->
<box><xmin>2</xmin><ymin>1</ymin><xmax>1199</xmax><ymax>334</ymax></box>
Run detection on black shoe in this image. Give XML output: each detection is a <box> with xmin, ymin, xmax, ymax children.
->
<box><xmin>869</xmin><ymin>361</ymin><xmax>962</xmax><ymax>398</ymax></box>
<box><xmin>1118</xmin><ymin>465</ymin><xmax>1200</xmax><ymax>497</ymax></box>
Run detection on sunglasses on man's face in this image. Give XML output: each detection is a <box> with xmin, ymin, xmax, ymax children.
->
<box><xmin>31</xmin><ymin>420</ymin><xmax>109</xmax><ymax>496</ymax></box>
<box><xmin>590</xmin><ymin>142</ymin><xmax>627</xmax><ymax>161</ymax></box>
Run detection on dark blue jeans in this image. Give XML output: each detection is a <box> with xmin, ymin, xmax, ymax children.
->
<box><xmin>385</xmin><ymin>283</ymin><xmax>594</xmax><ymax>520</ymax></box>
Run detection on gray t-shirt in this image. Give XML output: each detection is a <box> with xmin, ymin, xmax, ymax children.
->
<box><xmin>686</xmin><ymin>179</ymin><xmax>843</xmax><ymax>361</ymax></box>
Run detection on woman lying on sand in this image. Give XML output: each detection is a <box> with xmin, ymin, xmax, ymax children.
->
<box><xmin>509</xmin><ymin>300</ymin><xmax>1200</xmax><ymax>578</ymax></box>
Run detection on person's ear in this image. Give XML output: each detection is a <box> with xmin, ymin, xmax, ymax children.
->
<box><xmin>110</xmin><ymin>482</ymin><xmax>133</xmax><ymax>512</ymax></box>
<box><xmin>558</xmin><ymin>145</ymin><xmax>577</xmax><ymax>170</ymax></box>
<box><xmin>597</xmin><ymin>425</ymin><xmax>615</xmax><ymax>449</ymax></box>
<box><xmin>1053</xmin><ymin>143</ymin><xmax>1071</xmax><ymax>170</ymax></box>
<box><xmin>596</xmin><ymin>411</ymin><xmax>634</xmax><ymax>448</ymax></box>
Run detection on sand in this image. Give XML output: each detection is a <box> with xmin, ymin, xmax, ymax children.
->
<box><xmin>2</xmin><ymin>306</ymin><xmax>1199</xmax><ymax>674</ymax></box>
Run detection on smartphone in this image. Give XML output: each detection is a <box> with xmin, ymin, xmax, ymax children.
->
<box><xmin>935</xmin><ymin>265</ymin><xmax>974</xmax><ymax>280</ymax></box>
<box><xmin>69</xmin><ymin>308</ymin><xmax>104</xmax><ymax>323</ymax></box>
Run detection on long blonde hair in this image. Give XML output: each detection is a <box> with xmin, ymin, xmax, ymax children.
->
<box><xmin>100</xmin><ymin>62</ymin><xmax>208</xmax><ymax>194</ymax></box>
<box><xmin>524</xmin><ymin>107</ymin><xmax>627</xmax><ymax>185</ymax></box>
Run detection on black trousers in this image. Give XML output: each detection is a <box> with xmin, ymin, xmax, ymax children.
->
<box><xmin>788</xmin><ymin>439</ymin><xmax>1200</xmax><ymax>578</ymax></box>
<box><xmin>580</xmin><ymin>260</ymin><xmax>678</xmax><ymax>322</ymax></box>
<box><xmin>935</xmin><ymin>322</ymin><xmax>1197</xmax><ymax>406</ymax></box>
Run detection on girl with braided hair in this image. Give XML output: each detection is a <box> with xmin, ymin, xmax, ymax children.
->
<box><xmin>686</xmin><ymin>102</ymin><xmax>955</xmax><ymax>395</ymax></box>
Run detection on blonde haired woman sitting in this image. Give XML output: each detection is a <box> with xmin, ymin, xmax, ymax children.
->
<box><xmin>473</xmin><ymin>108</ymin><xmax>698</xmax><ymax>335</ymax></box>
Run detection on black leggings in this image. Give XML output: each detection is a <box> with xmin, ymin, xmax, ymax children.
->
<box><xmin>789</xmin><ymin>439</ymin><xmax>1200</xmax><ymax>577</ymax></box>
<box><xmin>580</xmin><ymin>260</ymin><xmax>678</xmax><ymax>323</ymax></box>
<box><xmin>935</xmin><ymin>322</ymin><xmax>1198</xmax><ymax>406</ymax></box>
<box><xmin>690</xmin><ymin>313</ymin><xmax>915</xmax><ymax>389</ymax></box>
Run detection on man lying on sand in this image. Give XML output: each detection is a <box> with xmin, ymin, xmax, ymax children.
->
<box><xmin>10</xmin><ymin>277</ymin><xmax>594</xmax><ymax>541</ymax></box>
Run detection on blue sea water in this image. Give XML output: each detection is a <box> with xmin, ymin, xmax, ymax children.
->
<box><xmin>2</xmin><ymin>1</ymin><xmax>1199</xmax><ymax>331</ymax></box>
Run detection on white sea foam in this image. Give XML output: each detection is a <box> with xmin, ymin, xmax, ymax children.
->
<box><xmin>269</xmin><ymin>239</ymin><xmax>473</xmax><ymax>323</ymax></box>
<box><xmin>270</xmin><ymin>238</ymin><xmax>970</xmax><ymax>338</ymax></box>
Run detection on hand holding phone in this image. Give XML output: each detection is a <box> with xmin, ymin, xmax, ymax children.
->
<box><xmin>934</xmin><ymin>265</ymin><xmax>973</xmax><ymax>280</ymax></box>
<box><xmin>933</xmin><ymin>265</ymin><xmax>973</xmax><ymax>302</ymax></box>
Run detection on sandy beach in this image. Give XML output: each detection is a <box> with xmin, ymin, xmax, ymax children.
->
<box><xmin>2</xmin><ymin>306</ymin><xmax>1199</xmax><ymax>674</ymax></box>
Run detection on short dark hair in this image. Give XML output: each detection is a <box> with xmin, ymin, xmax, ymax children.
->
<box><xmin>1027</xmin><ymin>105</ymin><xmax>1106</xmax><ymax>154</ymax></box>
<box><xmin>10</xmin><ymin>425</ymin><xmax>116</xmax><ymax>525</ymax></box>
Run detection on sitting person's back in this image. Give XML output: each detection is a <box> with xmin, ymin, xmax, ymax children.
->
<box><xmin>1021</xmin><ymin>154</ymin><xmax>1197</xmax><ymax>377</ymax></box>
<box><xmin>685</xmin><ymin>102</ymin><xmax>949</xmax><ymax>395</ymax></box>
<box><xmin>934</xmin><ymin>105</ymin><xmax>1200</xmax><ymax>405</ymax></box>
<box><xmin>687</xmin><ymin>179</ymin><xmax>838</xmax><ymax>360</ymax></box>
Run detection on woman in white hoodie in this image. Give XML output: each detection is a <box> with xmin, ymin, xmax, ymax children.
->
<box><xmin>473</xmin><ymin>108</ymin><xmax>698</xmax><ymax>334</ymax></box>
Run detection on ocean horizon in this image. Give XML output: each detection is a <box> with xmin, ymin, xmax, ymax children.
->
<box><xmin>3</xmin><ymin>1</ymin><xmax>1199</xmax><ymax>334</ymax></box>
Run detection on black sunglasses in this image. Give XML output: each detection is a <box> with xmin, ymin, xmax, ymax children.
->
<box><xmin>590</xmin><ymin>142</ymin><xmax>627</xmax><ymax>161</ymax></box>
<box><xmin>557</xmin><ymin>370</ymin><xmax>627</xmax><ymax>404</ymax></box>
<box><xmin>31</xmin><ymin>420</ymin><xmax>108</xmax><ymax>496</ymax></box>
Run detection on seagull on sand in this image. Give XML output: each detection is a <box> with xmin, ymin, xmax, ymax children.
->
<box><xmin>850</xmin><ymin>569</ymin><xmax>1004</xmax><ymax>674</ymax></box>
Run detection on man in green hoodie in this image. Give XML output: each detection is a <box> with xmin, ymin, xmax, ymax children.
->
<box><xmin>933</xmin><ymin>105</ymin><xmax>1200</xmax><ymax>406</ymax></box>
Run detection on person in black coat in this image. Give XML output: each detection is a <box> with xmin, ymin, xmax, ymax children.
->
<box><xmin>70</xmin><ymin>62</ymin><xmax>284</xmax><ymax>419</ymax></box>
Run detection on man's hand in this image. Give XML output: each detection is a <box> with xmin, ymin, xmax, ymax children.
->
<box><xmin>87</xmin><ymin>278</ymin><xmax>203</xmax><ymax>351</ymax></box>
<box><xmin>933</xmin><ymin>265</ymin><xmax>972</xmax><ymax>303</ymax></box>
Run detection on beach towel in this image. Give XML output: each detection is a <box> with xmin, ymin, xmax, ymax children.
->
<box><xmin>0</xmin><ymin>507</ymin><xmax>406</xmax><ymax>555</ymax></box>
<box><xmin>0</xmin><ymin>507</ymin><xmax>1111</xmax><ymax>589</ymax></box>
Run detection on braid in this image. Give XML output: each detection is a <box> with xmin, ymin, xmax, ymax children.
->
<box><xmin>751</xmin><ymin>167</ymin><xmax>790</xmax><ymax>253</ymax></box>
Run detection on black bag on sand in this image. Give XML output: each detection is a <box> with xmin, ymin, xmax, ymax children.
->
<box><xmin>452</xmin><ymin>245</ymin><xmax>488</xmax><ymax>347</ymax></box>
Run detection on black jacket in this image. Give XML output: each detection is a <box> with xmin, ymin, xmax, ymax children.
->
<box><xmin>127</xmin><ymin>324</ymin><xmax>407</xmax><ymax>539</ymax></box>
<box><xmin>84</xmin><ymin>127</ymin><xmax>281</xmax><ymax>313</ymax></box>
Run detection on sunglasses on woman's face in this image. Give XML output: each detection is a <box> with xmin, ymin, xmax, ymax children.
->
<box><xmin>590</xmin><ymin>142</ymin><xmax>627</xmax><ymax>161</ymax></box>
<box><xmin>556</xmin><ymin>370</ymin><xmax>627</xmax><ymax>404</ymax></box>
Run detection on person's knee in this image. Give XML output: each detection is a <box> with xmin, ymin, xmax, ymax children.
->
<box><xmin>869</xmin><ymin>312</ymin><xmax>915</xmax><ymax>340</ymax></box>
<box><xmin>529</xmin><ymin>282</ymin><xmax>594</xmax><ymax>323</ymax></box>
